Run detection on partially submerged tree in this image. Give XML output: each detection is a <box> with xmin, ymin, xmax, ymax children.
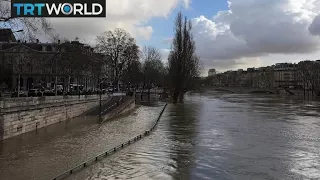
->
<box><xmin>297</xmin><ymin>61</ymin><xmax>320</xmax><ymax>97</ymax></box>
<box><xmin>168</xmin><ymin>12</ymin><xmax>201</xmax><ymax>103</ymax></box>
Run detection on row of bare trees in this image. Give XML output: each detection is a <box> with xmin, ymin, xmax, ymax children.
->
<box><xmin>297</xmin><ymin>61</ymin><xmax>320</xmax><ymax>96</ymax></box>
<box><xmin>1</xmin><ymin>5</ymin><xmax>202</xmax><ymax>102</ymax></box>
<box><xmin>95</xmin><ymin>29</ymin><xmax>166</xmax><ymax>93</ymax></box>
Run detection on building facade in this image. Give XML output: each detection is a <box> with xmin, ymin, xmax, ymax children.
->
<box><xmin>0</xmin><ymin>39</ymin><xmax>110</xmax><ymax>92</ymax></box>
<box><xmin>273</xmin><ymin>63</ymin><xmax>299</xmax><ymax>88</ymax></box>
<box><xmin>208</xmin><ymin>68</ymin><xmax>217</xmax><ymax>77</ymax></box>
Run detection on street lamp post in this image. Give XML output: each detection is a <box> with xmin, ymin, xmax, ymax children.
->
<box><xmin>13</xmin><ymin>30</ymin><xmax>24</xmax><ymax>33</ymax></box>
<box><xmin>98</xmin><ymin>75</ymin><xmax>102</xmax><ymax>122</ymax></box>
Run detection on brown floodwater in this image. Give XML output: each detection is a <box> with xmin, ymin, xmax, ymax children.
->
<box><xmin>67</xmin><ymin>91</ymin><xmax>320</xmax><ymax>180</ymax></box>
<box><xmin>1</xmin><ymin>91</ymin><xmax>320</xmax><ymax>180</ymax></box>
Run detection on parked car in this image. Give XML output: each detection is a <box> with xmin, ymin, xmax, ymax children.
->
<box><xmin>57</xmin><ymin>90</ymin><xmax>64</xmax><ymax>95</ymax></box>
<box><xmin>108</xmin><ymin>88</ymin><xmax>114</xmax><ymax>93</ymax></box>
<box><xmin>44</xmin><ymin>89</ymin><xmax>55</xmax><ymax>96</ymax></box>
<box><xmin>28</xmin><ymin>89</ymin><xmax>43</xmax><ymax>97</ymax></box>
<box><xmin>11</xmin><ymin>91</ymin><xmax>27</xmax><ymax>98</ymax></box>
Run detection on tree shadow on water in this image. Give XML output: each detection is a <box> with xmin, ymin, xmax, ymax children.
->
<box><xmin>166</xmin><ymin>102</ymin><xmax>200</xmax><ymax>180</ymax></box>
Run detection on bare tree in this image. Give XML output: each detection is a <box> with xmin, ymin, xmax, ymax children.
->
<box><xmin>0</xmin><ymin>51</ymin><xmax>12</xmax><ymax>94</ymax></box>
<box><xmin>140</xmin><ymin>46</ymin><xmax>166</xmax><ymax>98</ymax></box>
<box><xmin>60</xmin><ymin>41</ymin><xmax>90</xmax><ymax>93</ymax></box>
<box><xmin>141</xmin><ymin>46</ymin><xmax>161</xmax><ymax>62</ymax></box>
<box><xmin>121</xmin><ymin>59</ymin><xmax>143</xmax><ymax>90</ymax></box>
<box><xmin>298</xmin><ymin>61</ymin><xmax>313</xmax><ymax>98</ymax></box>
<box><xmin>4</xmin><ymin>45</ymin><xmax>36</xmax><ymax>97</ymax></box>
<box><xmin>0</xmin><ymin>0</ymin><xmax>52</xmax><ymax>41</ymax></box>
<box><xmin>96</xmin><ymin>28</ymin><xmax>138</xmax><ymax>90</ymax></box>
<box><xmin>168</xmin><ymin>12</ymin><xmax>201</xmax><ymax>103</ymax></box>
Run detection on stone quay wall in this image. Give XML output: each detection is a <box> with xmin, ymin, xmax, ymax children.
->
<box><xmin>101</xmin><ymin>96</ymin><xmax>136</xmax><ymax>123</ymax></box>
<box><xmin>0</xmin><ymin>95</ymin><xmax>110</xmax><ymax>140</ymax></box>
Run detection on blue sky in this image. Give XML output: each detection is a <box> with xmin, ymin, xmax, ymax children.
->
<box><xmin>138</xmin><ymin>0</ymin><xmax>229</xmax><ymax>50</ymax></box>
<box><xmin>7</xmin><ymin>0</ymin><xmax>319</xmax><ymax>74</ymax></box>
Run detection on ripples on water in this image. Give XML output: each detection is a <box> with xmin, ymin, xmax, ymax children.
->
<box><xmin>2</xmin><ymin>92</ymin><xmax>320</xmax><ymax>180</ymax></box>
<box><xmin>0</xmin><ymin>103</ymin><xmax>164</xmax><ymax>180</ymax></box>
<box><xmin>68</xmin><ymin>91</ymin><xmax>320</xmax><ymax>180</ymax></box>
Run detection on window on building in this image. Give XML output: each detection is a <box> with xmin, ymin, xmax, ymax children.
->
<box><xmin>51</xmin><ymin>68</ymin><xmax>56</xmax><ymax>74</ymax></box>
<box><xmin>47</xmin><ymin>46</ymin><xmax>53</xmax><ymax>51</ymax></box>
<box><xmin>27</xmin><ymin>63</ymin><xmax>33</xmax><ymax>73</ymax></box>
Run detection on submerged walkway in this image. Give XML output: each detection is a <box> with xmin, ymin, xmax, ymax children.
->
<box><xmin>0</xmin><ymin>98</ymin><xmax>165</xmax><ymax>180</ymax></box>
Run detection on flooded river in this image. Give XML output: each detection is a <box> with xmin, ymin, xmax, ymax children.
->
<box><xmin>68</xmin><ymin>91</ymin><xmax>320</xmax><ymax>180</ymax></box>
<box><xmin>1</xmin><ymin>91</ymin><xmax>320</xmax><ymax>180</ymax></box>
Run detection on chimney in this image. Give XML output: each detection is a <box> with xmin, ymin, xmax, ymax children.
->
<box><xmin>36</xmin><ymin>39</ymin><xmax>39</xmax><ymax>43</ymax></box>
<box><xmin>58</xmin><ymin>40</ymin><xmax>60</xmax><ymax>44</ymax></box>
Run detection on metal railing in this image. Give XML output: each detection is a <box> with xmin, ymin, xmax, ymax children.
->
<box><xmin>51</xmin><ymin>103</ymin><xmax>168</xmax><ymax>180</ymax></box>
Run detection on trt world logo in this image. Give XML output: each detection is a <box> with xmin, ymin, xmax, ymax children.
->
<box><xmin>11</xmin><ymin>0</ymin><xmax>106</xmax><ymax>17</ymax></box>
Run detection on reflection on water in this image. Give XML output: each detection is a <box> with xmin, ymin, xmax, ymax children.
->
<box><xmin>68</xmin><ymin>91</ymin><xmax>320</xmax><ymax>180</ymax></box>
<box><xmin>1</xmin><ymin>92</ymin><xmax>320</xmax><ymax>180</ymax></box>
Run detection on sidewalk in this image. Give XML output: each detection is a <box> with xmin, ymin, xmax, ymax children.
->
<box><xmin>85</xmin><ymin>96</ymin><xmax>123</xmax><ymax>116</ymax></box>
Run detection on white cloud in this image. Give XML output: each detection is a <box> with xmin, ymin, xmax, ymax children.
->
<box><xmin>134</xmin><ymin>26</ymin><xmax>153</xmax><ymax>40</ymax></box>
<box><xmin>48</xmin><ymin>0</ymin><xmax>187</xmax><ymax>42</ymax></box>
<box><xmin>309</xmin><ymin>14</ymin><xmax>320</xmax><ymax>36</ymax></box>
<box><xmin>183</xmin><ymin>0</ymin><xmax>191</xmax><ymax>9</ymax></box>
<box><xmin>161</xmin><ymin>37</ymin><xmax>173</xmax><ymax>45</ymax></box>
<box><xmin>160</xmin><ymin>48</ymin><xmax>170</xmax><ymax>64</ymax></box>
<box><xmin>191</xmin><ymin>0</ymin><xmax>320</xmax><ymax>71</ymax></box>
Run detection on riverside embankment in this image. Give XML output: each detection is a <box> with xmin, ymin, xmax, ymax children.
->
<box><xmin>0</xmin><ymin>98</ymin><xmax>165</xmax><ymax>180</ymax></box>
<box><xmin>0</xmin><ymin>94</ymin><xmax>111</xmax><ymax>140</ymax></box>
<box><xmin>66</xmin><ymin>91</ymin><xmax>320</xmax><ymax>180</ymax></box>
<box><xmin>212</xmin><ymin>87</ymin><xmax>320</xmax><ymax>97</ymax></box>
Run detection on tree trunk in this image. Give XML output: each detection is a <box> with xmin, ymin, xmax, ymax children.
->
<box><xmin>178</xmin><ymin>92</ymin><xmax>184</xmax><ymax>103</ymax></box>
<box><xmin>68</xmin><ymin>75</ymin><xmax>71</xmax><ymax>93</ymax></box>
<box><xmin>77</xmin><ymin>77</ymin><xmax>80</xmax><ymax>98</ymax></box>
<box><xmin>17</xmin><ymin>74</ymin><xmax>21</xmax><ymax>97</ymax></box>
<box><xmin>304</xmin><ymin>81</ymin><xmax>306</xmax><ymax>100</ymax></box>
<box><xmin>141</xmin><ymin>83</ymin><xmax>144</xmax><ymax>100</ymax></box>
<box><xmin>85</xmin><ymin>77</ymin><xmax>88</xmax><ymax>91</ymax></box>
<box><xmin>55</xmin><ymin>75</ymin><xmax>58</xmax><ymax>96</ymax></box>
<box><xmin>172</xmin><ymin>89</ymin><xmax>179</xmax><ymax>103</ymax></box>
